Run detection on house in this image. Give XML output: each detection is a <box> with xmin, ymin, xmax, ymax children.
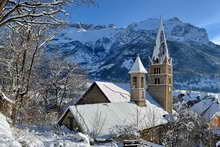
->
<box><xmin>58</xmin><ymin>18</ymin><xmax>173</xmax><ymax>139</ymax></box>
<box><xmin>210</xmin><ymin>113</ymin><xmax>220</xmax><ymax>128</ymax></box>
<box><xmin>0</xmin><ymin>90</ymin><xmax>14</xmax><ymax>117</ymax></box>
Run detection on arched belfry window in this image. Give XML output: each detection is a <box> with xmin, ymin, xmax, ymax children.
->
<box><xmin>132</xmin><ymin>77</ymin><xmax>137</xmax><ymax>88</ymax></box>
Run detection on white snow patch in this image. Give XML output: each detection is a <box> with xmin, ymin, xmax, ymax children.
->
<box><xmin>121</xmin><ymin>59</ymin><xmax>133</xmax><ymax>70</ymax></box>
<box><xmin>13</xmin><ymin>125</ymin><xmax>91</xmax><ymax>147</ymax></box>
<box><xmin>0</xmin><ymin>113</ymin><xmax>21</xmax><ymax>147</ymax></box>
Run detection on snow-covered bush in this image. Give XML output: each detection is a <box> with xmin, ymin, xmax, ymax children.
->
<box><xmin>110</xmin><ymin>124</ymin><xmax>140</xmax><ymax>140</ymax></box>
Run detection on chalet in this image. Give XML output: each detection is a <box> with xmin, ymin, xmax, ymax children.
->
<box><xmin>58</xmin><ymin>18</ymin><xmax>173</xmax><ymax>139</ymax></box>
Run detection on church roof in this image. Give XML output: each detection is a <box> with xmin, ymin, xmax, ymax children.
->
<box><xmin>73</xmin><ymin>81</ymin><xmax>130</xmax><ymax>105</ymax></box>
<box><xmin>60</xmin><ymin>101</ymin><xmax>168</xmax><ymax>138</ymax></box>
<box><xmin>129</xmin><ymin>56</ymin><xmax>147</xmax><ymax>74</ymax></box>
<box><xmin>152</xmin><ymin>17</ymin><xmax>169</xmax><ymax>64</ymax></box>
<box><xmin>95</xmin><ymin>81</ymin><xmax>130</xmax><ymax>103</ymax></box>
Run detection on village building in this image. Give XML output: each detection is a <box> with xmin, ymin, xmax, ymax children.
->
<box><xmin>58</xmin><ymin>18</ymin><xmax>173</xmax><ymax>139</ymax></box>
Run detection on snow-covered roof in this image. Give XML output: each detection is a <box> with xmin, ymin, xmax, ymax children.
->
<box><xmin>192</xmin><ymin>97</ymin><xmax>220</xmax><ymax>121</ymax></box>
<box><xmin>152</xmin><ymin>17</ymin><xmax>169</xmax><ymax>64</ymax></box>
<box><xmin>65</xmin><ymin>100</ymin><xmax>168</xmax><ymax>138</ymax></box>
<box><xmin>73</xmin><ymin>81</ymin><xmax>131</xmax><ymax>105</ymax></box>
<box><xmin>128</xmin><ymin>56</ymin><xmax>147</xmax><ymax>74</ymax></box>
<box><xmin>95</xmin><ymin>81</ymin><xmax>130</xmax><ymax>103</ymax></box>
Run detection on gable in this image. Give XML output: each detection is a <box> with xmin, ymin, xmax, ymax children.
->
<box><xmin>76</xmin><ymin>82</ymin><xmax>130</xmax><ymax>105</ymax></box>
<box><xmin>96</xmin><ymin>82</ymin><xmax>130</xmax><ymax>103</ymax></box>
<box><xmin>76</xmin><ymin>83</ymin><xmax>110</xmax><ymax>105</ymax></box>
<box><xmin>58</xmin><ymin>109</ymin><xmax>83</xmax><ymax>132</ymax></box>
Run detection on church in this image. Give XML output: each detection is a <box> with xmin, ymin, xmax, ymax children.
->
<box><xmin>58</xmin><ymin>18</ymin><xmax>173</xmax><ymax>138</ymax></box>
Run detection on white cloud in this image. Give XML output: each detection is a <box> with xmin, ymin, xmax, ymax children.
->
<box><xmin>211</xmin><ymin>36</ymin><xmax>220</xmax><ymax>45</ymax></box>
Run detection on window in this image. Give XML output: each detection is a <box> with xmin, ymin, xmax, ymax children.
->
<box><xmin>154</xmin><ymin>68</ymin><xmax>161</xmax><ymax>74</ymax></box>
<box><xmin>169</xmin><ymin>78</ymin><xmax>172</xmax><ymax>84</ymax></box>
<box><xmin>141</xmin><ymin>77</ymin><xmax>144</xmax><ymax>88</ymax></box>
<box><xmin>132</xmin><ymin>77</ymin><xmax>137</xmax><ymax>88</ymax></box>
<box><xmin>154</xmin><ymin>78</ymin><xmax>160</xmax><ymax>84</ymax></box>
<box><xmin>154</xmin><ymin>68</ymin><xmax>157</xmax><ymax>74</ymax></box>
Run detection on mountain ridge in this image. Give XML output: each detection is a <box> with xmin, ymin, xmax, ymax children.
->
<box><xmin>47</xmin><ymin>17</ymin><xmax>220</xmax><ymax>92</ymax></box>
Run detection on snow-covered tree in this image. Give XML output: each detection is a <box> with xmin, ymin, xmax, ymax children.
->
<box><xmin>0</xmin><ymin>0</ymin><xmax>95</xmax><ymax>27</ymax></box>
<box><xmin>162</xmin><ymin>102</ymin><xmax>211</xmax><ymax>147</ymax></box>
<box><xmin>0</xmin><ymin>0</ymin><xmax>94</xmax><ymax>125</ymax></box>
<box><xmin>37</xmin><ymin>54</ymin><xmax>88</xmax><ymax>114</ymax></box>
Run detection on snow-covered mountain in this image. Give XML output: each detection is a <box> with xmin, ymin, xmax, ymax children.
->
<box><xmin>47</xmin><ymin>17</ymin><xmax>220</xmax><ymax>92</ymax></box>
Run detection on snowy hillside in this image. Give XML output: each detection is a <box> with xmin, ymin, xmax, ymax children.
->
<box><xmin>47</xmin><ymin>17</ymin><xmax>220</xmax><ymax>92</ymax></box>
<box><xmin>0</xmin><ymin>113</ymin><xmax>91</xmax><ymax>147</ymax></box>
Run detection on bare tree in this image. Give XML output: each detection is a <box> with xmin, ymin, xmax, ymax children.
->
<box><xmin>161</xmin><ymin>103</ymin><xmax>211</xmax><ymax>147</ymax></box>
<box><xmin>0</xmin><ymin>0</ymin><xmax>95</xmax><ymax>125</ymax></box>
<box><xmin>1</xmin><ymin>24</ymin><xmax>54</xmax><ymax>124</ymax></box>
<box><xmin>0</xmin><ymin>0</ymin><xmax>95</xmax><ymax>27</ymax></box>
<box><xmin>37</xmin><ymin>54</ymin><xmax>88</xmax><ymax>114</ymax></box>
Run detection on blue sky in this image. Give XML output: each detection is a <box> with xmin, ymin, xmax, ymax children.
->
<box><xmin>68</xmin><ymin>0</ymin><xmax>220</xmax><ymax>44</ymax></box>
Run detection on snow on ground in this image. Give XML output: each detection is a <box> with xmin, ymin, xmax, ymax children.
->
<box><xmin>13</xmin><ymin>125</ymin><xmax>91</xmax><ymax>147</ymax></box>
<box><xmin>12</xmin><ymin>124</ymin><xmax>162</xmax><ymax>147</ymax></box>
<box><xmin>0</xmin><ymin>113</ymin><xmax>21</xmax><ymax>147</ymax></box>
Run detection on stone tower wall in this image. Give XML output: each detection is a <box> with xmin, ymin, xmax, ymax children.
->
<box><xmin>147</xmin><ymin>63</ymin><xmax>173</xmax><ymax>113</ymax></box>
<box><xmin>130</xmin><ymin>73</ymin><xmax>146</xmax><ymax>107</ymax></box>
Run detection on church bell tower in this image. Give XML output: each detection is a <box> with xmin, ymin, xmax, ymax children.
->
<box><xmin>147</xmin><ymin>18</ymin><xmax>173</xmax><ymax>113</ymax></box>
<box><xmin>129</xmin><ymin>56</ymin><xmax>147</xmax><ymax>107</ymax></box>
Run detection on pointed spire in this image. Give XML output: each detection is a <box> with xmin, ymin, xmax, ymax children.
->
<box><xmin>152</xmin><ymin>17</ymin><xmax>169</xmax><ymax>64</ymax></box>
<box><xmin>129</xmin><ymin>56</ymin><xmax>147</xmax><ymax>74</ymax></box>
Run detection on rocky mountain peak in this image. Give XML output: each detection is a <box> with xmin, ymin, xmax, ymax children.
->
<box><xmin>47</xmin><ymin>17</ymin><xmax>220</xmax><ymax>92</ymax></box>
